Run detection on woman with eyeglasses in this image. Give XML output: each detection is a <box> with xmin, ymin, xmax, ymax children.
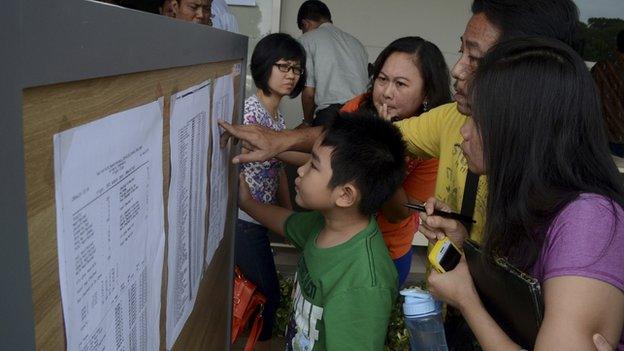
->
<box><xmin>235</xmin><ymin>33</ymin><xmax>306</xmax><ymax>350</ymax></box>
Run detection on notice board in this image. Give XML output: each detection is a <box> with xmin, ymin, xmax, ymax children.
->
<box><xmin>0</xmin><ymin>1</ymin><xmax>247</xmax><ymax>350</ymax></box>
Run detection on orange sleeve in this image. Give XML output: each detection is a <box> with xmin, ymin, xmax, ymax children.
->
<box><xmin>376</xmin><ymin>212</ymin><xmax>418</xmax><ymax>259</ymax></box>
<box><xmin>403</xmin><ymin>158</ymin><xmax>439</xmax><ymax>203</ymax></box>
<box><xmin>340</xmin><ymin>94</ymin><xmax>367</xmax><ymax>113</ymax></box>
<box><xmin>377</xmin><ymin>159</ymin><xmax>439</xmax><ymax>259</ymax></box>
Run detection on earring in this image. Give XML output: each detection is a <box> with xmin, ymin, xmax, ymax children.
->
<box><xmin>423</xmin><ymin>100</ymin><xmax>429</xmax><ymax>112</ymax></box>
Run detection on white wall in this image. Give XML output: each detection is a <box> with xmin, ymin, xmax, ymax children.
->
<box><xmin>230</xmin><ymin>0</ymin><xmax>281</xmax><ymax>101</ymax></box>
<box><xmin>232</xmin><ymin>0</ymin><xmax>474</xmax><ymax>128</ymax></box>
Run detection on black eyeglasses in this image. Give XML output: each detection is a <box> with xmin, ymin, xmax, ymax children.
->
<box><xmin>273</xmin><ymin>63</ymin><xmax>304</xmax><ymax>76</ymax></box>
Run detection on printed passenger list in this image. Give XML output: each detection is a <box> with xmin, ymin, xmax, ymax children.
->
<box><xmin>165</xmin><ymin>80</ymin><xmax>211</xmax><ymax>350</ymax></box>
<box><xmin>206</xmin><ymin>73</ymin><xmax>235</xmax><ymax>266</ymax></box>
<box><xmin>53</xmin><ymin>100</ymin><xmax>165</xmax><ymax>351</ymax></box>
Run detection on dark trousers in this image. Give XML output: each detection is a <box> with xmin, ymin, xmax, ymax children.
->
<box><xmin>393</xmin><ymin>247</ymin><xmax>413</xmax><ymax>288</ymax></box>
<box><xmin>312</xmin><ymin>103</ymin><xmax>344</xmax><ymax>127</ymax></box>
<box><xmin>234</xmin><ymin>219</ymin><xmax>281</xmax><ymax>341</ymax></box>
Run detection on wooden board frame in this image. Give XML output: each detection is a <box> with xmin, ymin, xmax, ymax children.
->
<box><xmin>0</xmin><ymin>1</ymin><xmax>247</xmax><ymax>350</ymax></box>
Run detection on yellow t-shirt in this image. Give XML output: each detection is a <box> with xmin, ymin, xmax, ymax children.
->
<box><xmin>395</xmin><ymin>102</ymin><xmax>488</xmax><ymax>242</ymax></box>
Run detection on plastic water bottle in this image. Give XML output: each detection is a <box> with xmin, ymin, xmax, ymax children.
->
<box><xmin>400</xmin><ymin>288</ymin><xmax>449</xmax><ymax>351</ymax></box>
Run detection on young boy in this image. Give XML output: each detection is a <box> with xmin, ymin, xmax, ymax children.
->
<box><xmin>238</xmin><ymin>112</ymin><xmax>406</xmax><ymax>350</ymax></box>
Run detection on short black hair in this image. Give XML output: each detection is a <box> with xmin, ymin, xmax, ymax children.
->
<box><xmin>618</xmin><ymin>30</ymin><xmax>624</xmax><ymax>53</ymax></box>
<box><xmin>471</xmin><ymin>0</ymin><xmax>583</xmax><ymax>54</ymax></box>
<box><xmin>250</xmin><ymin>33</ymin><xmax>307</xmax><ymax>98</ymax></box>
<box><xmin>362</xmin><ymin>36</ymin><xmax>451</xmax><ymax>116</ymax></box>
<box><xmin>297</xmin><ymin>0</ymin><xmax>332</xmax><ymax>30</ymax></box>
<box><xmin>320</xmin><ymin>112</ymin><xmax>406</xmax><ymax>216</ymax></box>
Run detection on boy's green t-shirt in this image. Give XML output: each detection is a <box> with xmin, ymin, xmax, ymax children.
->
<box><xmin>283</xmin><ymin>211</ymin><xmax>398</xmax><ymax>351</ymax></box>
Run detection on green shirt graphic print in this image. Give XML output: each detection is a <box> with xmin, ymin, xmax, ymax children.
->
<box><xmin>283</xmin><ymin>211</ymin><xmax>398</xmax><ymax>351</ymax></box>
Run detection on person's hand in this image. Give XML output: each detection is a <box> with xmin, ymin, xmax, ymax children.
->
<box><xmin>419</xmin><ymin>197</ymin><xmax>469</xmax><ymax>248</ymax></box>
<box><xmin>373</xmin><ymin>102</ymin><xmax>390</xmax><ymax>121</ymax></box>
<box><xmin>373</xmin><ymin>102</ymin><xmax>401</xmax><ymax>121</ymax></box>
<box><xmin>379</xmin><ymin>103</ymin><xmax>391</xmax><ymax>121</ymax></box>
<box><xmin>217</xmin><ymin>120</ymin><xmax>283</xmax><ymax>164</ymax></box>
<box><xmin>427</xmin><ymin>256</ymin><xmax>479</xmax><ymax>311</ymax></box>
<box><xmin>238</xmin><ymin>173</ymin><xmax>254</xmax><ymax>211</ymax></box>
<box><xmin>593</xmin><ymin>334</ymin><xmax>614</xmax><ymax>351</ymax></box>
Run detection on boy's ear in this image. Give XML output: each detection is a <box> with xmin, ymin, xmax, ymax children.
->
<box><xmin>334</xmin><ymin>182</ymin><xmax>359</xmax><ymax>209</ymax></box>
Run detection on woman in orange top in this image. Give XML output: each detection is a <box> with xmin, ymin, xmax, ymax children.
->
<box><xmin>341</xmin><ymin>37</ymin><xmax>451</xmax><ymax>286</ymax></box>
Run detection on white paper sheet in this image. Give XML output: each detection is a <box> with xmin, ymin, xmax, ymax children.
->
<box><xmin>53</xmin><ymin>100</ymin><xmax>165</xmax><ymax>351</ymax></box>
<box><xmin>206</xmin><ymin>73</ymin><xmax>235</xmax><ymax>266</ymax></box>
<box><xmin>225</xmin><ymin>0</ymin><xmax>255</xmax><ymax>6</ymax></box>
<box><xmin>165</xmin><ymin>80</ymin><xmax>212</xmax><ymax>350</ymax></box>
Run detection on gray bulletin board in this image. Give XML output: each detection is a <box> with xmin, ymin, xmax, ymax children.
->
<box><xmin>0</xmin><ymin>1</ymin><xmax>247</xmax><ymax>350</ymax></box>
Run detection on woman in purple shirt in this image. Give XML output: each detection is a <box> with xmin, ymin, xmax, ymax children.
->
<box><xmin>424</xmin><ymin>37</ymin><xmax>624</xmax><ymax>350</ymax></box>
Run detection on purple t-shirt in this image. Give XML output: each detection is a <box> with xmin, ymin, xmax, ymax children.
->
<box><xmin>531</xmin><ymin>193</ymin><xmax>624</xmax><ymax>350</ymax></box>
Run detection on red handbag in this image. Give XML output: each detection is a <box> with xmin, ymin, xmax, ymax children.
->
<box><xmin>231</xmin><ymin>266</ymin><xmax>267</xmax><ymax>351</ymax></box>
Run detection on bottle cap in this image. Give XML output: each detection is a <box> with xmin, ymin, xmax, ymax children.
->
<box><xmin>400</xmin><ymin>288</ymin><xmax>438</xmax><ymax>317</ymax></box>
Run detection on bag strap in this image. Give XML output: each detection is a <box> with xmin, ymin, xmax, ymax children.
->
<box><xmin>243</xmin><ymin>306</ymin><xmax>264</xmax><ymax>351</ymax></box>
<box><xmin>444</xmin><ymin>172</ymin><xmax>480</xmax><ymax>351</ymax></box>
<box><xmin>460</xmin><ymin>170</ymin><xmax>480</xmax><ymax>233</ymax></box>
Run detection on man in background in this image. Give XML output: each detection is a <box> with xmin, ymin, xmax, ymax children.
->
<box><xmin>297</xmin><ymin>0</ymin><xmax>369</xmax><ymax>126</ymax></box>
<box><xmin>592</xmin><ymin>30</ymin><xmax>624</xmax><ymax>157</ymax></box>
<box><xmin>161</xmin><ymin>0</ymin><xmax>212</xmax><ymax>25</ymax></box>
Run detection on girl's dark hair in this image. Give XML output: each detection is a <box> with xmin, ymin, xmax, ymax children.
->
<box><xmin>471</xmin><ymin>37</ymin><xmax>624</xmax><ymax>268</ymax></box>
<box><xmin>359</xmin><ymin>36</ymin><xmax>451</xmax><ymax>117</ymax></box>
<box><xmin>471</xmin><ymin>0</ymin><xmax>583</xmax><ymax>54</ymax></box>
<box><xmin>250</xmin><ymin>33</ymin><xmax>307</xmax><ymax>98</ymax></box>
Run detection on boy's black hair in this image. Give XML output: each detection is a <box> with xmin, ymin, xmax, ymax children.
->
<box><xmin>320</xmin><ymin>112</ymin><xmax>406</xmax><ymax>216</ymax></box>
<box><xmin>471</xmin><ymin>0</ymin><xmax>583</xmax><ymax>54</ymax></box>
<box><xmin>618</xmin><ymin>30</ymin><xmax>624</xmax><ymax>53</ymax></box>
<box><xmin>250</xmin><ymin>33</ymin><xmax>307</xmax><ymax>98</ymax></box>
<box><xmin>297</xmin><ymin>0</ymin><xmax>332</xmax><ymax>30</ymax></box>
